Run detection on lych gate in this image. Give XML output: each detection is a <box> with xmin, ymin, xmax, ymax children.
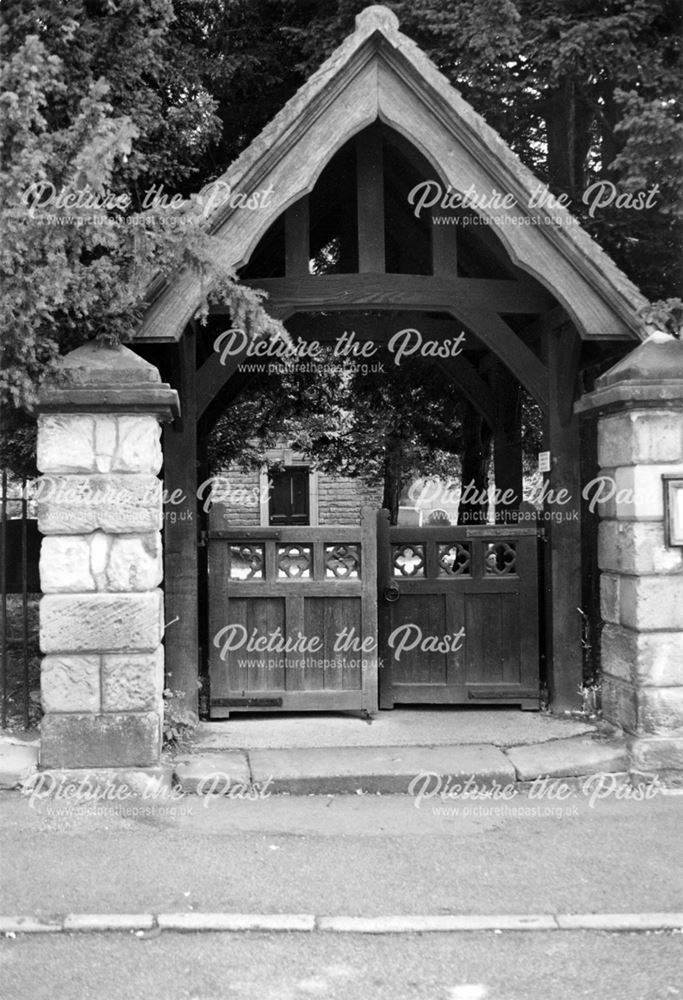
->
<box><xmin>36</xmin><ymin>7</ymin><xmax>683</xmax><ymax>776</ymax></box>
<box><xmin>132</xmin><ymin>5</ymin><xmax>646</xmax><ymax>718</ymax></box>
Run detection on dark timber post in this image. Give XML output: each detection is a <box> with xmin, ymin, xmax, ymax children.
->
<box><xmin>543</xmin><ymin>322</ymin><xmax>583</xmax><ymax>711</ymax></box>
<box><xmin>162</xmin><ymin>327</ymin><xmax>199</xmax><ymax>713</ymax></box>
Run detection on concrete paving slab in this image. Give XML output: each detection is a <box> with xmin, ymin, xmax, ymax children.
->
<box><xmin>157</xmin><ymin>913</ymin><xmax>315</xmax><ymax>932</ymax></box>
<box><xmin>248</xmin><ymin>744</ymin><xmax>515</xmax><ymax>795</ymax></box>
<box><xmin>63</xmin><ymin>914</ymin><xmax>155</xmax><ymax>932</ymax></box>
<box><xmin>318</xmin><ymin>914</ymin><xmax>558</xmax><ymax>932</ymax></box>
<box><xmin>0</xmin><ymin>916</ymin><xmax>62</xmax><ymax>933</ymax></box>
<box><xmin>0</xmin><ymin>739</ymin><xmax>38</xmax><ymax>789</ymax></box>
<box><xmin>504</xmin><ymin>736</ymin><xmax>629</xmax><ymax>780</ymax></box>
<box><xmin>197</xmin><ymin>709</ymin><xmax>595</xmax><ymax>751</ymax></box>
<box><xmin>173</xmin><ymin>752</ymin><xmax>250</xmax><ymax>794</ymax></box>
<box><xmin>556</xmin><ymin>913</ymin><xmax>683</xmax><ymax>931</ymax></box>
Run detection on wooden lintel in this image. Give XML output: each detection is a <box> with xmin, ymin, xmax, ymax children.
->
<box><xmin>356</xmin><ymin>130</ymin><xmax>385</xmax><ymax>272</ymax></box>
<box><xmin>234</xmin><ymin>274</ymin><xmax>554</xmax><ymax>314</ymax></box>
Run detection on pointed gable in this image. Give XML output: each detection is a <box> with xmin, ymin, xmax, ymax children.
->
<box><xmin>136</xmin><ymin>4</ymin><xmax>648</xmax><ymax>344</ymax></box>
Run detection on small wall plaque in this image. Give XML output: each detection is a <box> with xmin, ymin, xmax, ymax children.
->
<box><xmin>663</xmin><ymin>476</ymin><xmax>683</xmax><ymax>547</ymax></box>
<box><xmin>538</xmin><ymin>451</ymin><xmax>551</xmax><ymax>473</ymax></box>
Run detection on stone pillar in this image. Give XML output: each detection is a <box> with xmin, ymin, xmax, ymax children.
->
<box><xmin>36</xmin><ymin>344</ymin><xmax>179</xmax><ymax>778</ymax></box>
<box><xmin>577</xmin><ymin>333</ymin><xmax>683</xmax><ymax>777</ymax></box>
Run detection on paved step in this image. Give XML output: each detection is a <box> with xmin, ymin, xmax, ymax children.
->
<box><xmin>504</xmin><ymin>737</ymin><xmax>629</xmax><ymax>781</ymax></box>
<box><xmin>246</xmin><ymin>744</ymin><xmax>515</xmax><ymax>795</ymax></box>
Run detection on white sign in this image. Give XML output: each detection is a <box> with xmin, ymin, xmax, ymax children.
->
<box><xmin>538</xmin><ymin>451</ymin><xmax>551</xmax><ymax>473</ymax></box>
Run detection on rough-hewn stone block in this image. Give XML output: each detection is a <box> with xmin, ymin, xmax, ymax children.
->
<box><xmin>598</xmin><ymin>520</ymin><xmax>683</xmax><ymax>576</ymax></box>
<box><xmin>600</xmin><ymin>574</ymin><xmax>620</xmax><ymax>624</ymax></box>
<box><xmin>629</xmin><ymin>736</ymin><xmax>683</xmax><ymax>772</ymax></box>
<box><xmin>113</xmin><ymin>416</ymin><xmax>162</xmax><ymax>474</ymax></box>
<box><xmin>619</xmin><ymin>576</ymin><xmax>683</xmax><ymax>631</ymax></box>
<box><xmin>40</xmin><ymin>591</ymin><xmax>163</xmax><ymax>653</ymax></box>
<box><xmin>601</xmin><ymin>675</ymin><xmax>637</xmax><ymax>733</ymax></box>
<box><xmin>37</xmin><ymin>415</ymin><xmax>96</xmax><ymax>473</ymax></box>
<box><xmin>101</xmin><ymin>648</ymin><xmax>164</xmax><ymax>711</ymax></box>
<box><xmin>40</xmin><ymin>536</ymin><xmax>95</xmax><ymax>592</ymax></box>
<box><xmin>598</xmin><ymin>410</ymin><xmax>683</xmax><ymax>467</ymax></box>
<box><xmin>610</xmin><ymin>464</ymin><xmax>683</xmax><ymax>520</ymax></box>
<box><xmin>40</xmin><ymin>712</ymin><xmax>161</xmax><ymax>769</ymax></box>
<box><xmin>106</xmin><ymin>534</ymin><xmax>162</xmax><ymax>591</ymax></box>
<box><xmin>637</xmin><ymin>688</ymin><xmax>683</xmax><ymax>736</ymax></box>
<box><xmin>41</xmin><ymin>655</ymin><xmax>100</xmax><ymax>713</ymax></box>
<box><xmin>36</xmin><ymin>475</ymin><xmax>162</xmax><ymax>535</ymax></box>
<box><xmin>602</xmin><ymin>624</ymin><xmax>683</xmax><ymax>687</ymax></box>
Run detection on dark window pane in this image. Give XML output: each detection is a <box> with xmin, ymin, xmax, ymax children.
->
<box><xmin>269</xmin><ymin>467</ymin><xmax>310</xmax><ymax>525</ymax></box>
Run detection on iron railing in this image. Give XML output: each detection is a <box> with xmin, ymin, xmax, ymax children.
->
<box><xmin>0</xmin><ymin>472</ymin><xmax>41</xmax><ymax>730</ymax></box>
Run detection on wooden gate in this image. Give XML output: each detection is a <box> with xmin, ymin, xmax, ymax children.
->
<box><xmin>208</xmin><ymin>508</ymin><xmax>378</xmax><ymax>716</ymax></box>
<box><xmin>378</xmin><ymin>515</ymin><xmax>540</xmax><ymax>708</ymax></box>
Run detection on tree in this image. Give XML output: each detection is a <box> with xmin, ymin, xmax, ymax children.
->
<box><xmin>0</xmin><ymin>8</ymin><xmax>286</xmax><ymax>476</ymax></box>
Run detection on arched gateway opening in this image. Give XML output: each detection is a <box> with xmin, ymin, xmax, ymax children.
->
<box><xmin>130</xmin><ymin>6</ymin><xmax>648</xmax><ymax>720</ymax></box>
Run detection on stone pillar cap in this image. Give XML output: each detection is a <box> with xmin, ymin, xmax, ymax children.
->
<box><xmin>576</xmin><ymin>331</ymin><xmax>683</xmax><ymax>414</ymax></box>
<box><xmin>597</xmin><ymin>331</ymin><xmax>683</xmax><ymax>388</ymax></box>
<box><xmin>38</xmin><ymin>343</ymin><xmax>180</xmax><ymax>420</ymax></box>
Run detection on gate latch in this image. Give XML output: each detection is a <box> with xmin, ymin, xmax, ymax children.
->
<box><xmin>383</xmin><ymin>582</ymin><xmax>401</xmax><ymax>603</ymax></box>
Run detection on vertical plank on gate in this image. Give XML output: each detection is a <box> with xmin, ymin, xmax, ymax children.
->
<box><xmin>376</xmin><ymin>508</ymin><xmax>393</xmax><ymax>709</ymax></box>
<box><xmin>543</xmin><ymin>322</ymin><xmax>583</xmax><ymax>711</ymax></box>
<box><xmin>356</xmin><ymin>130</ymin><xmax>385</xmax><ymax>273</ymax></box>
<box><xmin>162</xmin><ymin>328</ymin><xmax>199</xmax><ymax>713</ymax></box>
<box><xmin>360</xmin><ymin>506</ymin><xmax>378</xmax><ymax>713</ymax></box>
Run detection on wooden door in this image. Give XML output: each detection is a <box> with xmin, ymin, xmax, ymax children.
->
<box><xmin>378</xmin><ymin>513</ymin><xmax>540</xmax><ymax>708</ymax></box>
<box><xmin>208</xmin><ymin>507</ymin><xmax>378</xmax><ymax>715</ymax></box>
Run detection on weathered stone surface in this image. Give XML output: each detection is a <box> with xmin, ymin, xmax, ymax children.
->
<box><xmin>24</xmin><ymin>765</ymin><xmax>173</xmax><ymax>799</ymax></box>
<box><xmin>41</xmin><ymin>655</ymin><xmax>100</xmax><ymax>713</ymax></box>
<box><xmin>601</xmin><ymin>675</ymin><xmax>637</xmax><ymax>733</ymax></box>
<box><xmin>106</xmin><ymin>534</ymin><xmax>162</xmax><ymax>591</ymax></box>
<box><xmin>629</xmin><ymin>736</ymin><xmax>683</xmax><ymax>772</ymax></box>
<box><xmin>36</xmin><ymin>475</ymin><xmax>162</xmax><ymax>535</ymax></box>
<box><xmin>113</xmin><ymin>416</ymin><xmax>162</xmax><ymax>474</ymax></box>
<box><xmin>609</xmin><ymin>463</ymin><xmax>683</xmax><ymax>520</ymax></box>
<box><xmin>37</xmin><ymin>414</ymin><xmax>162</xmax><ymax>477</ymax></box>
<box><xmin>101</xmin><ymin>648</ymin><xmax>164</xmax><ymax>712</ymax></box>
<box><xmin>40</xmin><ymin>591</ymin><xmax>163</xmax><ymax>653</ymax></box>
<box><xmin>599</xmin><ymin>520</ymin><xmax>683</xmax><ymax>576</ymax></box>
<box><xmin>637</xmin><ymin>687</ymin><xmax>683</xmax><ymax>736</ymax></box>
<box><xmin>37</xmin><ymin>415</ymin><xmax>96</xmax><ymax>473</ymax></box>
<box><xmin>40</xmin><ymin>712</ymin><xmax>161</xmax><ymax>768</ymax></box>
<box><xmin>40</xmin><ymin>536</ymin><xmax>95</xmax><ymax>592</ymax></box>
<box><xmin>54</xmin><ymin>343</ymin><xmax>163</xmax><ymax>386</ymax></box>
<box><xmin>0</xmin><ymin>739</ymin><xmax>38</xmax><ymax>789</ymax></box>
<box><xmin>504</xmin><ymin>736</ymin><xmax>628</xmax><ymax>780</ymax></box>
<box><xmin>600</xmin><ymin>573</ymin><xmax>620</xmax><ymax>624</ymax></box>
<box><xmin>173</xmin><ymin>751</ymin><xmax>251</xmax><ymax>794</ymax></box>
<box><xmin>618</xmin><ymin>576</ymin><xmax>683</xmax><ymax>631</ymax></box>
<box><xmin>598</xmin><ymin>410</ymin><xmax>683</xmax><ymax>468</ymax></box>
<box><xmin>602</xmin><ymin>624</ymin><xmax>683</xmax><ymax>687</ymax></box>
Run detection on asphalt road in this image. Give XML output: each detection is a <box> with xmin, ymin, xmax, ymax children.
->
<box><xmin>1</xmin><ymin>790</ymin><xmax>682</xmax><ymax>917</ymax></box>
<box><xmin>1</xmin><ymin>790</ymin><xmax>682</xmax><ymax>999</ymax></box>
<box><xmin>1</xmin><ymin>928</ymin><xmax>682</xmax><ymax>1000</ymax></box>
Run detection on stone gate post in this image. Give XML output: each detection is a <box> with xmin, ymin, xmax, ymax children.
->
<box><xmin>577</xmin><ymin>332</ymin><xmax>683</xmax><ymax>778</ymax></box>
<box><xmin>35</xmin><ymin>343</ymin><xmax>179</xmax><ymax>779</ymax></box>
